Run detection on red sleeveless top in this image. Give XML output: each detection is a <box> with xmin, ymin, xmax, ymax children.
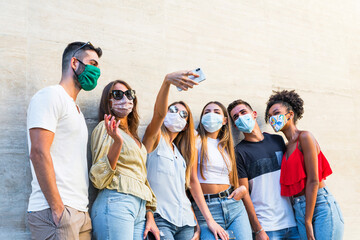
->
<box><xmin>280</xmin><ymin>140</ymin><xmax>332</xmax><ymax>197</ymax></box>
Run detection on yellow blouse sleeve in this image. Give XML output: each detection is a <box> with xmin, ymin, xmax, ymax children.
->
<box><xmin>145</xmin><ymin>178</ymin><xmax>157</xmax><ymax>211</ymax></box>
<box><xmin>89</xmin><ymin>121</ymin><xmax>116</xmax><ymax>189</ymax></box>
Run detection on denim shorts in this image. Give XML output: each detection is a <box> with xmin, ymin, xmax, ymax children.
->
<box><xmin>292</xmin><ymin>187</ymin><xmax>344</xmax><ymax>240</ymax></box>
<box><xmin>192</xmin><ymin>196</ymin><xmax>252</xmax><ymax>240</ymax></box>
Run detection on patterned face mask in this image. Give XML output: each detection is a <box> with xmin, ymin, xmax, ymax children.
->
<box><xmin>110</xmin><ymin>97</ymin><xmax>133</xmax><ymax>118</ymax></box>
<box><xmin>269</xmin><ymin>113</ymin><xmax>290</xmax><ymax>132</ymax></box>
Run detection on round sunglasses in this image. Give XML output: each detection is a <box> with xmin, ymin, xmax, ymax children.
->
<box><xmin>111</xmin><ymin>89</ymin><xmax>136</xmax><ymax>100</ymax></box>
<box><xmin>169</xmin><ymin>105</ymin><xmax>188</xmax><ymax>119</ymax></box>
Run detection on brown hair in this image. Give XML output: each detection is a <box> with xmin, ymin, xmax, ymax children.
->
<box><xmin>197</xmin><ymin>101</ymin><xmax>239</xmax><ymax>188</ymax></box>
<box><xmin>98</xmin><ymin>80</ymin><xmax>140</xmax><ymax>141</ymax></box>
<box><xmin>227</xmin><ymin>99</ymin><xmax>253</xmax><ymax>124</ymax></box>
<box><xmin>161</xmin><ymin>101</ymin><xmax>196</xmax><ymax>188</ymax></box>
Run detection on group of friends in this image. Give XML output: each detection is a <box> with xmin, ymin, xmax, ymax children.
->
<box><xmin>26</xmin><ymin>41</ymin><xmax>344</xmax><ymax>240</ymax></box>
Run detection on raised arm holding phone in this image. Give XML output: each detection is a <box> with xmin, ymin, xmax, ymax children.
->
<box><xmin>143</xmin><ymin>70</ymin><xmax>201</xmax><ymax>240</ymax></box>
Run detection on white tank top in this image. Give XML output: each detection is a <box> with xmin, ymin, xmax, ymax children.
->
<box><xmin>197</xmin><ymin>137</ymin><xmax>231</xmax><ymax>185</ymax></box>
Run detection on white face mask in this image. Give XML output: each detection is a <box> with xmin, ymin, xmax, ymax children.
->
<box><xmin>110</xmin><ymin>97</ymin><xmax>133</xmax><ymax>118</ymax></box>
<box><xmin>164</xmin><ymin>112</ymin><xmax>187</xmax><ymax>133</ymax></box>
<box><xmin>201</xmin><ymin>112</ymin><xmax>224</xmax><ymax>133</ymax></box>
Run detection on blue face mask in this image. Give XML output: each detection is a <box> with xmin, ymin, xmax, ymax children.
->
<box><xmin>201</xmin><ymin>112</ymin><xmax>224</xmax><ymax>133</ymax></box>
<box><xmin>235</xmin><ymin>113</ymin><xmax>255</xmax><ymax>133</ymax></box>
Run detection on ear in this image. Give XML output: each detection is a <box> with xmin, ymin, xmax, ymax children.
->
<box><xmin>252</xmin><ymin>111</ymin><xmax>258</xmax><ymax>119</ymax></box>
<box><xmin>70</xmin><ymin>57</ymin><xmax>78</xmax><ymax>71</ymax></box>
<box><xmin>223</xmin><ymin>117</ymin><xmax>228</xmax><ymax>125</ymax></box>
<box><xmin>288</xmin><ymin>111</ymin><xmax>295</xmax><ymax>120</ymax></box>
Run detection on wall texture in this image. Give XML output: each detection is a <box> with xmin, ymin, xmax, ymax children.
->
<box><xmin>1</xmin><ymin>0</ymin><xmax>359</xmax><ymax>238</ymax></box>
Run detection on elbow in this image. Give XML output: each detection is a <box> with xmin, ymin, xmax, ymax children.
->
<box><xmin>89</xmin><ymin>170</ymin><xmax>111</xmax><ymax>190</ymax></box>
<box><xmin>29</xmin><ymin>147</ymin><xmax>45</xmax><ymax>164</ymax></box>
<box><xmin>90</xmin><ymin>179</ymin><xmax>104</xmax><ymax>190</ymax></box>
<box><xmin>190</xmin><ymin>174</ymin><xmax>199</xmax><ymax>186</ymax></box>
<box><xmin>89</xmin><ymin>173</ymin><xmax>103</xmax><ymax>190</ymax></box>
<box><xmin>307</xmin><ymin>178</ymin><xmax>319</xmax><ymax>189</ymax></box>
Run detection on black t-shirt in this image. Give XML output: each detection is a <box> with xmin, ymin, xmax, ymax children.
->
<box><xmin>234</xmin><ymin>133</ymin><xmax>297</xmax><ymax>231</ymax></box>
<box><xmin>235</xmin><ymin>132</ymin><xmax>286</xmax><ymax>180</ymax></box>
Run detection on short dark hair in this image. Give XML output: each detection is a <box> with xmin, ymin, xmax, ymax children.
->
<box><xmin>227</xmin><ymin>99</ymin><xmax>253</xmax><ymax>118</ymax></box>
<box><xmin>62</xmin><ymin>41</ymin><xmax>102</xmax><ymax>73</ymax></box>
<box><xmin>265</xmin><ymin>90</ymin><xmax>304</xmax><ymax>124</ymax></box>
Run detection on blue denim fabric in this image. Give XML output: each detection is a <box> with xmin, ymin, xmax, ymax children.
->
<box><xmin>154</xmin><ymin>213</ymin><xmax>195</xmax><ymax>240</ymax></box>
<box><xmin>256</xmin><ymin>226</ymin><xmax>300</xmax><ymax>240</ymax></box>
<box><xmin>91</xmin><ymin>189</ymin><xmax>146</xmax><ymax>240</ymax></box>
<box><xmin>292</xmin><ymin>187</ymin><xmax>344</xmax><ymax>240</ymax></box>
<box><xmin>192</xmin><ymin>197</ymin><xmax>252</xmax><ymax>240</ymax></box>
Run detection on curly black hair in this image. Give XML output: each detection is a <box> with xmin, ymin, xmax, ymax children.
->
<box><xmin>265</xmin><ymin>90</ymin><xmax>304</xmax><ymax>124</ymax></box>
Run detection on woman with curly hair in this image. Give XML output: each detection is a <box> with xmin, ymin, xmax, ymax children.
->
<box><xmin>265</xmin><ymin>90</ymin><xmax>344</xmax><ymax>240</ymax></box>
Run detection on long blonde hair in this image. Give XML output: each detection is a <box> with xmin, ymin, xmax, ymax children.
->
<box><xmin>197</xmin><ymin>101</ymin><xmax>239</xmax><ymax>188</ymax></box>
<box><xmin>161</xmin><ymin>101</ymin><xmax>196</xmax><ymax>189</ymax></box>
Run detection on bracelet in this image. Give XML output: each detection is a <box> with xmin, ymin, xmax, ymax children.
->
<box><xmin>146</xmin><ymin>209</ymin><xmax>154</xmax><ymax>214</ymax></box>
<box><xmin>255</xmin><ymin>228</ymin><xmax>264</xmax><ymax>235</ymax></box>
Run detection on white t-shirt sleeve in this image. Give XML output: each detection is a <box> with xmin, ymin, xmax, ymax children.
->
<box><xmin>27</xmin><ymin>87</ymin><xmax>63</xmax><ymax>133</ymax></box>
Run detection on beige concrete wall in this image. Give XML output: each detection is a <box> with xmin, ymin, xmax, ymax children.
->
<box><xmin>1</xmin><ymin>0</ymin><xmax>358</xmax><ymax>238</ymax></box>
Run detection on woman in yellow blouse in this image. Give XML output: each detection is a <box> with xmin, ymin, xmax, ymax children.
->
<box><xmin>89</xmin><ymin>80</ymin><xmax>159</xmax><ymax>240</ymax></box>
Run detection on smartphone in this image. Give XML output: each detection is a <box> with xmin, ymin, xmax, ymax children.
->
<box><xmin>227</xmin><ymin>230</ymin><xmax>236</xmax><ymax>239</ymax></box>
<box><xmin>146</xmin><ymin>232</ymin><xmax>156</xmax><ymax>240</ymax></box>
<box><xmin>218</xmin><ymin>230</ymin><xmax>236</xmax><ymax>239</ymax></box>
<box><xmin>177</xmin><ymin>68</ymin><xmax>206</xmax><ymax>91</ymax></box>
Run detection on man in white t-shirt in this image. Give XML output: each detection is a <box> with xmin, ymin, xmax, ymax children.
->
<box><xmin>227</xmin><ymin>100</ymin><xmax>299</xmax><ymax>240</ymax></box>
<box><xmin>27</xmin><ymin>41</ymin><xmax>102</xmax><ymax>240</ymax></box>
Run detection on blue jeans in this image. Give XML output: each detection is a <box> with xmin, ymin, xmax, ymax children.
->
<box><xmin>91</xmin><ymin>189</ymin><xmax>146</xmax><ymax>240</ymax></box>
<box><xmin>154</xmin><ymin>213</ymin><xmax>195</xmax><ymax>240</ymax></box>
<box><xmin>257</xmin><ymin>226</ymin><xmax>299</xmax><ymax>240</ymax></box>
<box><xmin>292</xmin><ymin>187</ymin><xmax>344</xmax><ymax>240</ymax></box>
<box><xmin>192</xmin><ymin>197</ymin><xmax>252</xmax><ymax>240</ymax></box>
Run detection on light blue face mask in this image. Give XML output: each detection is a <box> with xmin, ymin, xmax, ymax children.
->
<box><xmin>201</xmin><ymin>112</ymin><xmax>224</xmax><ymax>133</ymax></box>
<box><xmin>235</xmin><ymin>113</ymin><xmax>255</xmax><ymax>133</ymax></box>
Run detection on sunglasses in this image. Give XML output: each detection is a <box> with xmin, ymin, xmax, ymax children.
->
<box><xmin>111</xmin><ymin>89</ymin><xmax>136</xmax><ymax>100</ymax></box>
<box><xmin>169</xmin><ymin>105</ymin><xmax>188</xmax><ymax>119</ymax></box>
<box><xmin>72</xmin><ymin>41</ymin><xmax>94</xmax><ymax>57</ymax></box>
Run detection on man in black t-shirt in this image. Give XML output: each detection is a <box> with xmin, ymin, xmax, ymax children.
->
<box><xmin>227</xmin><ymin>100</ymin><xmax>299</xmax><ymax>240</ymax></box>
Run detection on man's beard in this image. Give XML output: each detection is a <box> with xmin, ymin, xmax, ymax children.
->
<box><xmin>73</xmin><ymin>64</ymin><xmax>85</xmax><ymax>90</ymax></box>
